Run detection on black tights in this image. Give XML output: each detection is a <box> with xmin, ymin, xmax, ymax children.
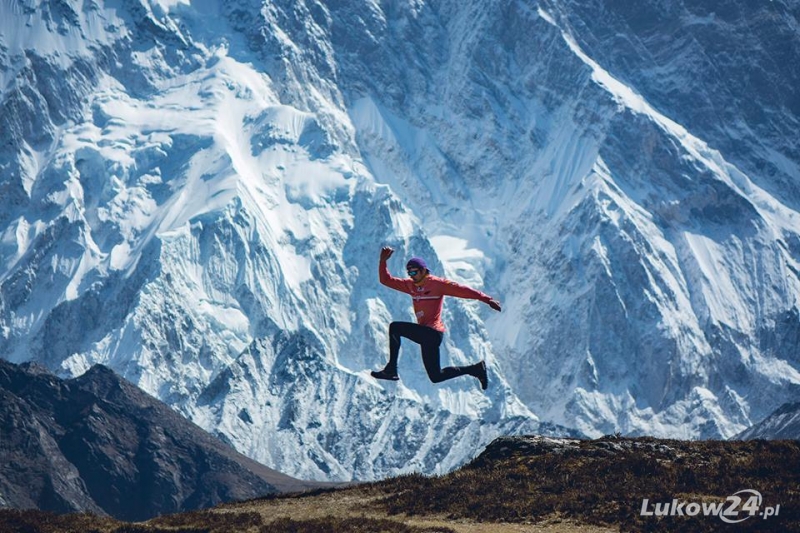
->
<box><xmin>384</xmin><ymin>321</ymin><xmax>478</xmax><ymax>383</ymax></box>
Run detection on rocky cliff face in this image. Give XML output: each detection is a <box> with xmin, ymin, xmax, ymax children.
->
<box><xmin>1</xmin><ymin>0</ymin><xmax>798</xmax><ymax>481</ymax></box>
<box><xmin>0</xmin><ymin>359</ymin><xmax>317</xmax><ymax>520</ymax></box>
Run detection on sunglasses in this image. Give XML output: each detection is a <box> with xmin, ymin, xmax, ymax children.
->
<box><xmin>407</xmin><ymin>269</ymin><xmax>420</xmax><ymax>277</ymax></box>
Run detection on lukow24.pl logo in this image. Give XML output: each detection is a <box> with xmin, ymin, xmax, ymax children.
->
<box><xmin>641</xmin><ymin>490</ymin><xmax>780</xmax><ymax>523</ymax></box>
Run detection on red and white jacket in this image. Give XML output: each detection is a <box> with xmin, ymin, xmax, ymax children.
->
<box><xmin>379</xmin><ymin>259</ymin><xmax>492</xmax><ymax>332</ymax></box>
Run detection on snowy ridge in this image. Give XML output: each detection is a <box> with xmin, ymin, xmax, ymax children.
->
<box><xmin>2</xmin><ymin>0</ymin><xmax>799</xmax><ymax>480</ymax></box>
<box><xmin>736</xmin><ymin>402</ymin><xmax>800</xmax><ymax>441</ymax></box>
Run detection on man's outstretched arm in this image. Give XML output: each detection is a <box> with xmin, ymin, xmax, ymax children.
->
<box><xmin>378</xmin><ymin>246</ymin><xmax>410</xmax><ymax>293</ymax></box>
<box><xmin>438</xmin><ymin>278</ymin><xmax>502</xmax><ymax>311</ymax></box>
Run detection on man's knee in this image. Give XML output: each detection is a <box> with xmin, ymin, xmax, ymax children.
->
<box><xmin>428</xmin><ymin>372</ymin><xmax>446</xmax><ymax>383</ymax></box>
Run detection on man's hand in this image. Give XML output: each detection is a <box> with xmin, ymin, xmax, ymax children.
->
<box><xmin>380</xmin><ymin>246</ymin><xmax>395</xmax><ymax>262</ymax></box>
<box><xmin>488</xmin><ymin>299</ymin><xmax>502</xmax><ymax>312</ymax></box>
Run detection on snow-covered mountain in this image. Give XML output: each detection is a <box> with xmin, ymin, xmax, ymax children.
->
<box><xmin>1</xmin><ymin>0</ymin><xmax>799</xmax><ymax>481</ymax></box>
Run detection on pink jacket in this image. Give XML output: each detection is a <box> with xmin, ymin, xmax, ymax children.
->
<box><xmin>379</xmin><ymin>260</ymin><xmax>492</xmax><ymax>332</ymax></box>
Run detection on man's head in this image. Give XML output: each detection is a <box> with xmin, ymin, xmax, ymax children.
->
<box><xmin>406</xmin><ymin>257</ymin><xmax>428</xmax><ymax>281</ymax></box>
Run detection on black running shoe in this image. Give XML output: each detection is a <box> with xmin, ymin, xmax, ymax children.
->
<box><xmin>371</xmin><ymin>369</ymin><xmax>399</xmax><ymax>381</ymax></box>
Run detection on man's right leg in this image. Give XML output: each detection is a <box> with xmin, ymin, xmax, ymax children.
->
<box><xmin>372</xmin><ymin>321</ymin><xmax>423</xmax><ymax>380</ymax></box>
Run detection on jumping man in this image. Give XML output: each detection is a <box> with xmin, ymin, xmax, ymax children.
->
<box><xmin>371</xmin><ymin>246</ymin><xmax>502</xmax><ymax>390</ymax></box>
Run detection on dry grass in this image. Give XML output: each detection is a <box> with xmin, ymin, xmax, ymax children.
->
<box><xmin>363</xmin><ymin>436</ymin><xmax>800</xmax><ymax>532</ymax></box>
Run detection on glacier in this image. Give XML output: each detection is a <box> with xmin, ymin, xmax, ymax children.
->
<box><xmin>1</xmin><ymin>0</ymin><xmax>799</xmax><ymax>482</ymax></box>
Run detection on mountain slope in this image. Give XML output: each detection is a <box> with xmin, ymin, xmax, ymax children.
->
<box><xmin>547</xmin><ymin>0</ymin><xmax>800</xmax><ymax>209</ymax></box>
<box><xmin>1</xmin><ymin>0</ymin><xmax>799</xmax><ymax>482</ymax></box>
<box><xmin>0</xmin><ymin>359</ymin><xmax>318</xmax><ymax>521</ymax></box>
<box><xmin>736</xmin><ymin>402</ymin><xmax>800</xmax><ymax>440</ymax></box>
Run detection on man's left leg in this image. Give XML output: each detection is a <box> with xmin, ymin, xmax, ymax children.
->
<box><xmin>420</xmin><ymin>330</ymin><xmax>486</xmax><ymax>388</ymax></box>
